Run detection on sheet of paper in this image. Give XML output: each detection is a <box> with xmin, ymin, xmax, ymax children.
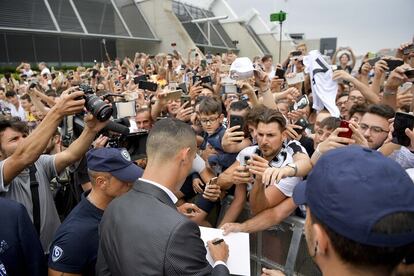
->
<box><xmin>199</xmin><ymin>226</ymin><xmax>250</xmax><ymax>276</ymax></box>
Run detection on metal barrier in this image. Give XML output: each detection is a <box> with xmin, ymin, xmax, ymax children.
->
<box><xmin>218</xmin><ymin>196</ymin><xmax>321</xmax><ymax>276</ymax></box>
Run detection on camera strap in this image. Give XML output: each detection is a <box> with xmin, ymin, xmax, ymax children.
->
<box><xmin>28</xmin><ymin>164</ymin><xmax>41</xmax><ymax>236</ymax></box>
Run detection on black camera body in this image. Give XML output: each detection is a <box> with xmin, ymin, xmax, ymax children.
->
<box><xmin>78</xmin><ymin>84</ymin><xmax>113</xmax><ymax>122</ymax></box>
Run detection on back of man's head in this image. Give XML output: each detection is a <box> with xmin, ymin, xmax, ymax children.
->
<box><xmin>146</xmin><ymin>118</ymin><xmax>196</xmax><ymax>163</ymax></box>
<box><xmin>319</xmin><ymin>117</ymin><xmax>340</xmax><ymax>131</ymax></box>
<box><xmin>5</xmin><ymin>91</ymin><xmax>17</xmax><ymax>98</ymax></box>
<box><xmin>229</xmin><ymin>100</ymin><xmax>250</xmax><ymax>112</ymax></box>
<box><xmin>293</xmin><ymin>146</ymin><xmax>414</xmax><ymax>274</ymax></box>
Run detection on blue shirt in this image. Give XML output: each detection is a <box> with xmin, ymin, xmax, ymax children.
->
<box><xmin>0</xmin><ymin>198</ymin><xmax>46</xmax><ymax>276</ymax></box>
<box><xmin>201</xmin><ymin>125</ymin><xmax>238</xmax><ymax>169</ymax></box>
<box><xmin>48</xmin><ymin>192</ymin><xmax>103</xmax><ymax>275</ymax></box>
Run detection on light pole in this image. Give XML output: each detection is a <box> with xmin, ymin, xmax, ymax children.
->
<box><xmin>270</xmin><ymin>11</ymin><xmax>287</xmax><ymax>63</ymax></box>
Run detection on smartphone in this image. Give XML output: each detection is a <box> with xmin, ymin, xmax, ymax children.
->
<box><xmin>338</xmin><ymin>120</ymin><xmax>353</xmax><ymax>139</ymax></box>
<box><xmin>207</xmin><ymin>177</ymin><xmax>218</xmax><ymax>187</ymax></box>
<box><xmin>223</xmin><ymin>84</ymin><xmax>238</xmax><ymax>94</ymax></box>
<box><xmin>181</xmin><ymin>94</ymin><xmax>191</xmax><ymax>105</ymax></box>
<box><xmin>383</xmin><ymin>59</ymin><xmax>404</xmax><ymax>71</ymax></box>
<box><xmin>275</xmin><ymin>68</ymin><xmax>285</xmax><ymax>79</ymax></box>
<box><xmin>291</xmin><ymin>51</ymin><xmax>302</xmax><ymax>57</ymax></box>
<box><xmin>193</xmin><ymin>75</ymin><xmax>211</xmax><ymax>84</ymax></box>
<box><xmin>180</xmin><ymin>64</ymin><xmax>186</xmax><ymax>70</ymax></box>
<box><xmin>294</xmin><ymin>118</ymin><xmax>309</xmax><ymax>132</ymax></box>
<box><xmin>133</xmin><ymin>75</ymin><xmax>149</xmax><ymax>84</ymax></box>
<box><xmin>229</xmin><ymin>114</ymin><xmax>245</xmax><ymax>129</ymax></box>
<box><xmin>200</xmin><ymin>60</ymin><xmax>207</xmax><ymax>68</ymax></box>
<box><xmin>200</xmin><ymin>75</ymin><xmax>212</xmax><ymax>84</ymax></box>
<box><xmin>293</xmin><ymin>95</ymin><xmax>309</xmax><ymax>110</ymax></box>
<box><xmin>286</xmin><ymin>72</ymin><xmax>305</xmax><ymax>85</ymax></box>
<box><xmin>367</xmin><ymin>57</ymin><xmax>381</xmax><ymax>66</ymax></box>
<box><xmin>242</xmin><ymin>156</ymin><xmax>250</xmax><ymax>167</ymax></box>
<box><xmin>405</xmin><ymin>69</ymin><xmax>414</xmax><ymax>82</ymax></box>
<box><xmin>138</xmin><ymin>80</ymin><xmax>158</xmax><ymax>92</ymax></box>
<box><xmin>392</xmin><ymin>112</ymin><xmax>414</xmax><ymax>146</ymax></box>
<box><xmin>403</xmin><ymin>44</ymin><xmax>414</xmax><ymax>55</ymax></box>
<box><xmin>164</xmin><ymin>90</ymin><xmax>182</xmax><ymax>101</ymax></box>
<box><xmin>178</xmin><ymin>82</ymin><xmax>188</xmax><ymax>94</ymax></box>
<box><xmin>192</xmin><ymin>75</ymin><xmax>201</xmax><ymax>84</ymax></box>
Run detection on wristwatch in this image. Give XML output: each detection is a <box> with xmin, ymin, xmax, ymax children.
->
<box><xmin>285</xmin><ymin>163</ymin><xmax>298</xmax><ymax>177</ymax></box>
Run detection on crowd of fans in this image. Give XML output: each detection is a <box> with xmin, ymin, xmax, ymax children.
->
<box><xmin>0</xmin><ymin>38</ymin><xmax>414</xmax><ymax>276</ymax></box>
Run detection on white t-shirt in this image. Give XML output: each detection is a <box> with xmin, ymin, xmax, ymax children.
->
<box><xmin>5</xmin><ymin>102</ymin><xmax>26</xmax><ymax>121</ymax></box>
<box><xmin>236</xmin><ymin>140</ymin><xmax>307</xmax><ymax>197</ymax></box>
<box><xmin>303</xmin><ymin>50</ymin><xmax>340</xmax><ymax>117</ymax></box>
<box><xmin>190</xmin><ymin>153</ymin><xmax>206</xmax><ymax>174</ymax></box>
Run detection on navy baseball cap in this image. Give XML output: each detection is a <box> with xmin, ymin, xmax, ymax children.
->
<box><xmin>86</xmin><ymin>148</ymin><xmax>143</xmax><ymax>182</ymax></box>
<box><xmin>293</xmin><ymin>145</ymin><xmax>414</xmax><ymax>247</ymax></box>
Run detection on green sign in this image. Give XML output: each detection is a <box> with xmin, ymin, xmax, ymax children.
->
<box><xmin>270</xmin><ymin>11</ymin><xmax>287</xmax><ymax>22</ymax></box>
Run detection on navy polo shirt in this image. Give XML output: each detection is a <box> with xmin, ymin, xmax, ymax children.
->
<box><xmin>0</xmin><ymin>198</ymin><xmax>46</xmax><ymax>276</ymax></box>
<box><xmin>48</xmin><ymin>192</ymin><xmax>104</xmax><ymax>275</ymax></box>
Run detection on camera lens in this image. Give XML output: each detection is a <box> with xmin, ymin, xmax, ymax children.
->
<box><xmin>84</xmin><ymin>94</ymin><xmax>113</xmax><ymax>121</ymax></box>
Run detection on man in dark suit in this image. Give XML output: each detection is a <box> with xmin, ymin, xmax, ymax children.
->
<box><xmin>96</xmin><ymin>118</ymin><xmax>229</xmax><ymax>276</ymax></box>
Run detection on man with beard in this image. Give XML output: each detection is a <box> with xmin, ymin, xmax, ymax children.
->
<box><xmin>217</xmin><ymin>108</ymin><xmax>312</xmax><ymax>217</ymax></box>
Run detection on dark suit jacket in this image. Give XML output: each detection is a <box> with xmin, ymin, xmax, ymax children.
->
<box><xmin>96</xmin><ymin>180</ymin><xmax>229</xmax><ymax>276</ymax></box>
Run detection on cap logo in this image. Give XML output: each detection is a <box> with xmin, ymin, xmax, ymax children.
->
<box><xmin>52</xmin><ymin>246</ymin><xmax>63</xmax><ymax>262</ymax></box>
<box><xmin>121</xmin><ymin>149</ymin><xmax>131</xmax><ymax>161</ymax></box>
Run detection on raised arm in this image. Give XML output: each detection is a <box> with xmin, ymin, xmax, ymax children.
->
<box><xmin>2</xmin><ymin>88</ymin><xmax>85</xmax><ymax>184</ymax></box>
<box><xmin>333</xmin><ymin>70</ymin><xmax>380</xmax><ymax>104</ymax></box>
<box><xmin>54</xmin><ymin>113</ymin><xmax>108</xmax><ymax>174</ymax></box>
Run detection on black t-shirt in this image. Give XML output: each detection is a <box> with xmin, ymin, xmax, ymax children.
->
<box><xmin>48</xmin><ymin>192</ymin><xmax>103</xmax><ymax>275</ymax></box>
<box><xmin>0</xmin><ymin>198</ymin><xmax>46</xmax><ymax>276</ymax></box>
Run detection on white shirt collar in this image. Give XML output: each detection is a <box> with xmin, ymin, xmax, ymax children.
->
<box><xmin>139</xmin><ymin>178</ymin><xmax>178</xmax><ymax>204</ymax></box>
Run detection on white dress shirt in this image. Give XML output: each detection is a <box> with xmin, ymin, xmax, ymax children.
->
<box><xmin>139</xmin><ymin>178</ymin><xmax>178</xmax><ymax>204</ymax></box>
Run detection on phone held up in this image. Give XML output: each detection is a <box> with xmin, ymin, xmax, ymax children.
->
<box><xmin>338</xmin><ymin>120</ymin><xmax>353</xmax><ymax>139</ymax></box>
<box><xmin>392</xmin><ymin>112</ymin><xmax>414</xmax><ymax>147</ymax></box>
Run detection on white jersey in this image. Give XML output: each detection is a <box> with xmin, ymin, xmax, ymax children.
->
<box><xmin>303</xmin><ymin>50</ymin><xmax>340</xmax><ymax>118</ymax></box>
<box><xmin>236</xmin><ymin>140</ymin><xmax>307</xmax><ymax>197</ymax></box>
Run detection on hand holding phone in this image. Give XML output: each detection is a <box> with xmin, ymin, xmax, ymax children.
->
<box><xmin>338</xmin><ymin>120</ymin><xmax>353</xmax><ymax>139</ymax></box>
<box><xmin>392</xmin><ymin>112</ymin><xmax>414</xmax><ymax>146</ymax></box>
<box><xmin>229</xmin><ymin>115</ymin><xmax>245</xmax><ymax>129</ymax></box>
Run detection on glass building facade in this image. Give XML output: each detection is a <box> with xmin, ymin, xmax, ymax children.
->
<box><xmin>0</xmin><ymin>0</ymin><xmax>157</xmax><ymax>66</ymax></box>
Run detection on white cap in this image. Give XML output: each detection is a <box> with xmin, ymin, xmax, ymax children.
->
<box><xmin>229</xmin><ymin>57</ymin><xmax>254</xmax><ymax>80</ymax></box>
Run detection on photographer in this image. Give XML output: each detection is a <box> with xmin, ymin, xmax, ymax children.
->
<box><xmin>0</xmin><ymin>87</ymin><xmax>108</xmax><ymax>251</ymax></box>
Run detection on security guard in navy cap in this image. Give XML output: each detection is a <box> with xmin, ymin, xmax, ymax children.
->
<box><xmin>48</xmin><ymin>148</ymin><xmax>143</xmax><ymax>276</ymax></box>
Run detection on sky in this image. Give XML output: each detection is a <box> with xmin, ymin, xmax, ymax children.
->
<box><xmin>181</xmin><ymin>0</ymin><xmax>414</xmax><ymax>56</ymax></box>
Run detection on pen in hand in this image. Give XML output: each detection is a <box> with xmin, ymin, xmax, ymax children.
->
<box><xmin>206</xmin><ymin>238</ymin><xmax>224</xmax><ymax>247</ymax></box>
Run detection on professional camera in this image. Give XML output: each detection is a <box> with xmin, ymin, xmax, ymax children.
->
<box><xmin>61</xmin><ymin>89</ymin><xmax>148</xmax><ymax>161</ymax></box>
<box><xmin>78</xmin><ymin>84</ymin><xmax>113</xmax><ymax>122</ymax></box>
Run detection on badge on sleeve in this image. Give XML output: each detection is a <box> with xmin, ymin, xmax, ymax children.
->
<box><xmin>0</xmin><ymin>262</ymin><xmax>7</xmax><ymax>276</ymax></box>
<box><xmin>52</xmin><ymin>246</ymin><xmax>64</xmax><ymax>262</ymax></box>
<box><xmin>121</xmin><ymin>149</ymin><xmax>131</xmax><ymax>161</ymax></box>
